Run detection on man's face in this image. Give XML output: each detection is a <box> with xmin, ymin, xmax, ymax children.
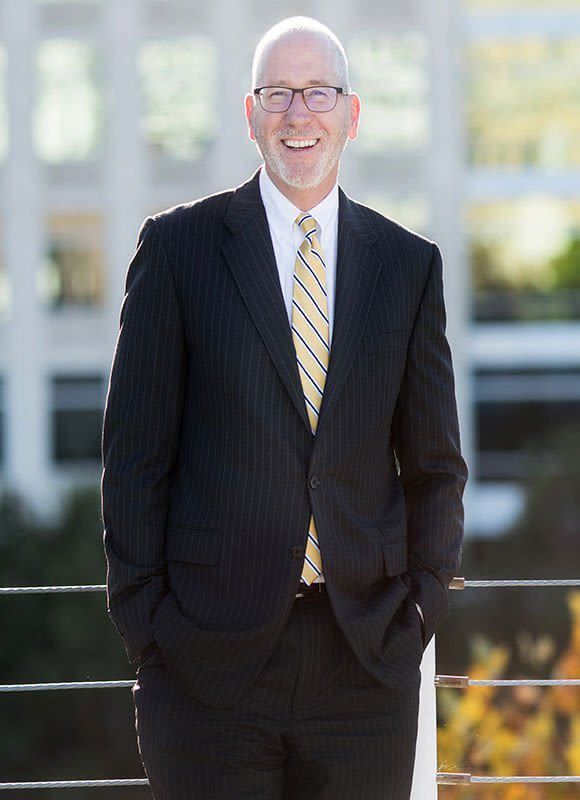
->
<box><xmin>245</xmin><ymin>32</ymin><xmax>360</xmax><ymax>192</ymax></box>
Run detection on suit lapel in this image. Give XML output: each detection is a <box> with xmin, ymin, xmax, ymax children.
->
<box><xmin>221</xmin><ymin>168</ymin><xmax>384</xmax><ymax>438</ymax></box>
<box><xmin>315</xmin><ymin>187</ymin><xmax>384</xmax><ymax>438</ymax></box>
<box><xmin>222</xmin><ymin>168</ymin><xmax>311</xmax><ymax>431</ymax></box>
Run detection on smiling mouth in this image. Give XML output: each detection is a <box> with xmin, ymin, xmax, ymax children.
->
<box><xmin>281</xmin><ymin>138</ymin><xmax>320</xmax><ymax>150</ymax></box>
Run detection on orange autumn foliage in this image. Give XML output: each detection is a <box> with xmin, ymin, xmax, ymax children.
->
<box><xmin>438</xmin><ymin>590</ymin><xmax>580</xmax><ymax>799</ymax></box>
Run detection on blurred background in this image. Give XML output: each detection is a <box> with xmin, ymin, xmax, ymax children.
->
<box><xmin>0</xmin><ymin>0</ymin><xmax>578</xmax><ymax>797</ymax></box>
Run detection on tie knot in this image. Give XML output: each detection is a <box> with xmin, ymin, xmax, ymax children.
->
<box><xmin>295</xmin><ymin>213</ymin><xmax>319</xmax><ymax>240</ymax></box>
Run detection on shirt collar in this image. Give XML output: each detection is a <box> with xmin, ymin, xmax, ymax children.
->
<box><xmin>259</xmin><ymin>164</ymin><xmax>338</xmax><ymax>243</ymax></box>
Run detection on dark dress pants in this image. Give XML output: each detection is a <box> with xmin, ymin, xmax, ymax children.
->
<box><xmin>132</xmin><ymin>590</ymin><xmax>421</xmax><ymax>799</ymax></box>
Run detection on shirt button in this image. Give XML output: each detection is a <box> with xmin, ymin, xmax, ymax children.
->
<box><xmin>291</xmin><ymin>545</ymin><xmax>305</xmax><ymax>558</ymax></box>
<box><xmin>309</xmin><ymin>475</ymin><xmax>320</xmax><ymax>489</ymax></box>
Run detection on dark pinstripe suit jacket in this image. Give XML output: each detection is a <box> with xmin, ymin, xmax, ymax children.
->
<box><xmin>101</xmin><ymin>166</ymin><xmax>468</xmax><ymax>709</ymax></box>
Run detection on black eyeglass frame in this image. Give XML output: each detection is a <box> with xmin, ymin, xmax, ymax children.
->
<box><xmin>253</xmin><ymin>85</ymin><xmax>349</xmax><ymax>113</ymax></box>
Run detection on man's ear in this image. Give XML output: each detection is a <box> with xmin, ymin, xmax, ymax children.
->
<box><xmin>244</xmin><ymin>94</ymin><xmax>256</xmax><ymax>142</ymax></box>
<box><xmin>347</xmin><ymin>92</ymin><xmax>361</xmax><ymax>140</ymax></box>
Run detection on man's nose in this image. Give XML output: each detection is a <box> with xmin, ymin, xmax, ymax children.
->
<box><xmin>285</xmin><ymin>90</ymin><xmax>312</xmax><ymax>121</ymax></box>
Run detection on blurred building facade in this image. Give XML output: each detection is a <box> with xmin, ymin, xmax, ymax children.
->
<box><xmin>0</xmin><ymin>0</ymin><xmax>579</xmax><ymax>538</ymax></box>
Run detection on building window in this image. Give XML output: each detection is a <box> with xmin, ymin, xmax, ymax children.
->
<box><xmin>468</xmin><ymin>197</ymin><xmax>580</xmax><ymax>322</ymax></box>
<box><xmin>347</xmin><ymin>32</ymin><xmax>428</xmax><ymax>155</ymax></box>
<box><xmin>51</xmin><ymin>375</ymin><xmax>104</xmax><ymax>464</ymax></box>
<box><xmin>466</xmin><ymin>37</ymin><xmax>580</xmax><ymax>168</ymax></box>
<box><xmin>40</xmin><ymin>213</ymin><xmax>104</xmax><ymax>309</ymax></box>
<box><xmin>475</xmin><ymin>367</ymin><xmax>580</xmax><ymax>480</ymax></box>
<box><xmin>139</xmin><ymin>36</ymin><xmax>217</xmax><ymax>160</ymax></box>
<box><xmin>35</xmin><ymin>39</ymin><xmax>102</xmax><ymax>163</ymax></box>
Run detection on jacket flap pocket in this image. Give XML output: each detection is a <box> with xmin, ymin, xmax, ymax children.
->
<box><xmin>361</xmin><ymin>329</ymin><xmax>407</xmax><ymax>354</ymax></box>
<box><xmin>382</xmin><ymin>538</ymin><xmax>408</xmax><ymax>577</ymax></box>
<box><xmin>166</xmin><ymin>528</ymin><xmax>222</xmax><ymax>565</ymax></box>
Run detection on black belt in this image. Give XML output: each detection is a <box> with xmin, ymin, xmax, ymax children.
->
<box><xmin>295</xmin><ymin>581</ymin><xmax>327</xmax><ymax>599</ymax></box>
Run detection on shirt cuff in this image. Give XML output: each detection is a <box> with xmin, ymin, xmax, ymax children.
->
<box><xmin>415</xmin><ymin>601</ymin><xmax>425</xmax><ymax>625</ymax></box>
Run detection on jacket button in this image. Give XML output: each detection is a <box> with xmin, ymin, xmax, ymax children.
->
<box><xmin>309</xmin><ymin>475</ymin><xmax>320</xmax><ymax>489</ymax></box>
<box><xmin>291</xmin><ymin>545</ymin><xmax>305</xmax><ymax>558</ymax></box>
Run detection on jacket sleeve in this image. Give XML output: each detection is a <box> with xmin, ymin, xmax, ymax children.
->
<box><xmin>101</xmin><ymin>216</ymin><xmax>186</xmax><ymax>664</ymax></box>
<box><xmin>391</xmin><ymin>241</ymin><xmax>468</xmax><ymax>649</ymax></box>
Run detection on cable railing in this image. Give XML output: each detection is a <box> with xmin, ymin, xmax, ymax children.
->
<box><xmin>1</xmin><ymin>577</ymin><xmax>579</xmax><ymax>790</ymax></box>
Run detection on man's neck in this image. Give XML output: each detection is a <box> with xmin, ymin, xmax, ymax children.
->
<box><xmin>264</xmin><ymin>164</ymin><xmax>337</xmax><ymax>212</ymax></box>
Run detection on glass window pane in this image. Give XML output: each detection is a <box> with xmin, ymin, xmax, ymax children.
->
<box><xmin>39</xmin><ymin>213</ymin><xmax>104</xmax><ymax>309</ymax></box>
<box><xmin>467</xmin><ymin>37</ymin><xmax>580</xmax><ymax>168</ymax></box>
<box><xmin>139</xmin><ymin>36</ymin><xmax>217</xmax><ymax>160</ymax></box>
<box><xmin>53</xmin><ymin>409</ymin><xmax>103</xmax><ymax>462</ymax></box>
<box><xmin>475</xmin><ymin>367</ymin><xmax>580</xmax><ymax>480</ymax></box>
<box><xmin>51</xmin><ymin>375</ymin><xmax>104</xmax><ymax>464</ymax></box>
<box><xmin>468</xmin><ymin>197</ymin><xmax>580</xmax><ymax>321</ymax></box>
<box><xmin>35</xmin><ymin>39</ymin><xmax>102</xmax><ymax>162</ymax></box>
<box><xmin>476</xmin><ymin>399</ymin><xmax>580</xmax><ymax>479</ymax></box>
<box><xmin>348</xmin><ymin>32</ymin><xmax>428</xmax><ymax>154</ymax></box>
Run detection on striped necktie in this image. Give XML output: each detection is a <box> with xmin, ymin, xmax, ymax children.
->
<box><xmin>291</xmin><ymin>212</ymin><xmax>330</xmax><ymax>584</ymax></box>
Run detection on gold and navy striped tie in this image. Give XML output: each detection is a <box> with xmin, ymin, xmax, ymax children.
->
<box><xmin>291</xmin><ymin>212</ymin><xmax>329</xmax><ymax>584</ymax></box>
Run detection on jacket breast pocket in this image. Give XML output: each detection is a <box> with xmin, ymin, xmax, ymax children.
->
<box><xmin>166</xmin><ymin>527</ymin><xmax>223</xmax><ymax>565</ymax></box>
<box><xmin>360</xmin><ymin>329</ymin><xmax>408</xmax><ymax>355</ymax></box>
<box><xmin>382</xmin><ymin>537</ymin><xmax>408</xmax><ymax>577</ymax></box>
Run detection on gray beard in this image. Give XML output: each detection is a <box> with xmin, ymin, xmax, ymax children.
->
<box><xmin>253</xmin><ymin>124</ymin><xmax>349</xmax><ymax>191</ymax></box>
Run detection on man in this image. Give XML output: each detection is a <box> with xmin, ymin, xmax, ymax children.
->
<box><xmin>101</xmin><ymin>15</ymin><xmax>468</xmax><ymax>800</ymax></box>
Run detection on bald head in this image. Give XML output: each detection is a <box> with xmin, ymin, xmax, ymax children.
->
<box><xmin>251</xmin><ymin>16</ymin><xmax>351</xmax><ymax>92</ymax></box>
<box><xmin>245</xmin><ymin>15</ymin><xmax>360</xmax><ymax>209</ymax></box>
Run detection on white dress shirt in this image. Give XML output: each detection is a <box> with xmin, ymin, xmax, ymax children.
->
<box><xmin>257</xmin><ymin>165</ymin><xmax>425</xmax><ymax>632</ymax></box>
<box><xmin>259</xmin><ymin>165</ymin><xmax>338</xmax><ymax>346</ymax></box>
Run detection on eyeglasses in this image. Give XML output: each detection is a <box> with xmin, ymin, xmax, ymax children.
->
<box><xmin>253</xmin><ymin>86</ymin><xmax>347</xmax><ymax>113</ymax></box>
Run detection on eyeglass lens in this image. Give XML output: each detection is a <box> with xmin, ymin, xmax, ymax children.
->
<box><xmin>259</xmin><ymin>87</ymin><xmax>338</xmax><ymax>112</ymax></box>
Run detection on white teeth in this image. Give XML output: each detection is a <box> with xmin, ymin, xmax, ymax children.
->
<box><xmin>283</xmin><ymin>139</ymin><xmax>318</xmax><ymax>148</ymax></box>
